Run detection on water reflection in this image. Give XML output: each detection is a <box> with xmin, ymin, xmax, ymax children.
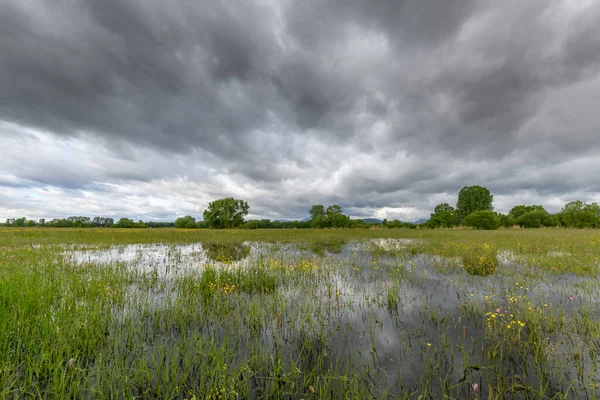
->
<box><xmin>203</xmin><ymin>242</ymin><xmax>251</xmax><ymax>262</ymax></box>
<box><xmin>67</xmin><ymin>239</ymin><xmax>600</xmax><ymax>398</ymax></box>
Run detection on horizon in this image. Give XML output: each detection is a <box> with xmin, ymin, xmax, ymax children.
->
<box><xmin>2</xmin><ymin>1</ymin><xmax>599</xmax><ymax>221</ymax></box>
<box><xmin>2</xmin><ymin>214</ymin><xmax>425</xmax><ymax>224</ymax></box>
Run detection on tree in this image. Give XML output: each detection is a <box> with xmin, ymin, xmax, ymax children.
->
<box><xmin>544</xmin><ymin>214</ymin><xmax>560</xmax><ymax>227</ymax></box>
<box><xmin>429</xmin><ymin>203</ymin><xmax>460</xmax><ymax>228</ymax></box>
<box><xmin>309</xmin><ymin>205</ymin><xmax>325</xmax><ymax>220</ymax></box>
<box><xmin>509</xmin><ymin>205</ymin><xmax>545</xmax><ymax>220</ymax></box>
<box><xmin>325</xmin><ymin>205</ymin><xmax>349</xmax><ymax>228</ymax></box>
<box><xmin>463</xmin><ymin>211</ymin><xmax>500</xmax><ymax>230</ymax></box>
<box><xmin>325</xmin><ymin>205</ymin><xmax>343</xmax><ymax>217</ymax></box>
<box><xmin>114</xmin><ymin>218</ymin><xmax>136</xmax><ymax>228</ymax></box>
<box><xmin>456</xmin><ymin>186</ymin><xmax>494</xmax><ymax>221</ymax></box>
<box><xmin>174</xmin><ymin>215</ymin><xmax>198</xmax><ymax>229</ymax></box>
<box><xmin>329</xmin><ymin>213</ymin><xmax>350</xmax><ymax>228</ymax></box>
<box><xmin>308</xmin><ymin>204</ymin><xmax>350</xmax><ymax>228</ymax></box>
<box><xmin>14</xmin><ymin>217</ymin><xmax>27</xmax><ymax>227</ymax></box>
<box><xmin>432</xmin><ymin>203</ymin><xmax>454</xmax><ymax>215</ymax></box>
<box><xmin>498</xmin><ymin>214</ymin><xmax>515</xmax><ymax>228</ymax></box>
<box><xmin>311</xmin><ymin>215</ymin><xmax>329</xmax><ymax>228</ymax></box>
<box><xmin>203</xmin><ymin>198</ymin><xmax>249</xmax><ymax>229</ymax></box>
<box><xmin>559</xmin><ymin>201</ymin><xmax>600</xmax><ymax>228</ymax></box>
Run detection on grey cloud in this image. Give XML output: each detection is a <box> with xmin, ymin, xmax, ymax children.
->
<box><xmin>285</xmin><ymin>0</ymin><xmax>477</xmax><ymax>50</ymax></box>
<box><xmin>1</xmin><ymin>0</ymin><xmax>600</xmax><ymax>220</ymax></box>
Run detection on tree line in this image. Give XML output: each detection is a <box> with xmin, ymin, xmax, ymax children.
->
<box><xmin>3</xmin><ymin>188</ymin><xmax>600</xmax><ymax>230</ymax></box>
<box><xmin>426</xmin><ymin>186</ymin><xmax>600</xmax><ymax>229</ymax></box>
<box><xmin>2</xmin><ymin>216</ymin><xmax>175</xmax><ymax>228</ymax></box>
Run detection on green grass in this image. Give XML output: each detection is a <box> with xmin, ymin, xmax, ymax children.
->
<box><xmin>1</xmin><ymin>227</ymin><xmax>600</xmax><ymax>398</ymax></box>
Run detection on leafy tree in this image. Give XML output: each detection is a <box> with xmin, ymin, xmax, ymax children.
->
<box><xmin>386</xmin><ymin>219</ymin><xmax>403</xmax><ymax>228</ymax></box>
<box><xmin>463</xmin><ymin>211</ymin><xmax>500</xmax><ymax>230</ymax></box>
<box><xmin>509</xmin><ymin>205</ymin><xmax>545</xmax><ymax>220</ymax></box>
<box><xmin>433</xmin><ymin>203</ymin><xmax>454</xmax><ymax>215</ymax></box>
<box><xmin>329</xmin><ymin>213</ymin><xmax>350</xmax><ymax>228</ymax></box>
<box><xmin>309</xmin><ymin>205</ymin><xmax>325</xmax><ymax>220</ymax></box>
<box><xmin>113</xmin><ymin>218</ymin><xmax>136</xmax><ymax>228</ymax></box>
<box><xmin>559</xmin><ymin>201</ymin><xmax>600</xmax><ymax>228</ymax></box>
<box><xmin>498</xmin><ymin>214</ymin><xmax>515</xmax><ymax>228</ymax></box>
<box><xmin>308</xmin><ymin>204</ymin><xmax>350</xmax><ymax>228</ymax></box>
<box><xmin>174</xmin><ymin>215</ymin><xmax>198</xmax><ymax>229</ymax></box>
<box><xmin>325</xmin><ymin>205</ymin><xmax>343</xmax><ymax>217</ymax></box>
<box><xmin>14</xmin><ymin>217</ymin><xmax>27</xmax><ymax>227</ymax></box>
<box><xmin>456</xmin><ymin>186</ymin><xmax>494</xmax><ymax>221</ymax></box>
<box><xmin>544</xmin><ymin>214</ymin><xmax>560</xmax><ymax>227</ymax></box>
<box><xmin>203</xmin><ymin>198</ymin><xmax>249</xmax><ymax>229</ymax></box>
<box><xmin>311</xmin><ymin>215</ymin><xmax>329</xmax><ymax>228</ymax></box>
<box><xmin>325</xmin><ymin>205</ymin><xmax>349</xmax><ymax>228</ymax></box>
<box><xmin>429</xmin><ymin>203</ymin><xmax>460</xmax><ymax>228</ymax></box>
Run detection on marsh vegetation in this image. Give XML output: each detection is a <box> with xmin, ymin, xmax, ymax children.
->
<box><xmin>1</xmin><ymin>228</ymin><xmax>600</xmax><ymax>398</ymax></box>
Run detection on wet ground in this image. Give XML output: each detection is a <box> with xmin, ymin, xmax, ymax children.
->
<box><xmin>67</xmin><ymin>239</ymin><xmax>600</xmax><ymax>398</ymax></box>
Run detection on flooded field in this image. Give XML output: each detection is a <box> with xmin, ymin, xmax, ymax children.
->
<box><xmin>2</xmin><ymin>228</ymin><xmax>600</xmax><ymax>398</ymax></box>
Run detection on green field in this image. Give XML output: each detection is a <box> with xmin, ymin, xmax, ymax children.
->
<box><xmin>2</xmin><ymin>228</ymin><xmax>600</xmax><ymax>399</ymax></box>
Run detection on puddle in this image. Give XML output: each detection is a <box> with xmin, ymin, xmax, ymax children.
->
<box><xmin>69</xmin><ymin>243</ymin><xmax>207</xmax><ymax>277</ymax></box>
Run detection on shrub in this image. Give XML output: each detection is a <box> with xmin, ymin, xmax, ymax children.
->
<box><xmin>193</xmin><ymin>265</ymin><xmax>277</xmax><ymax>304</ymax></box>
<box><xmin>459</xmin><ymin>243</ymin><xmax>498</xmax><ymax>276</ymax></box>
<box><xmin>174</xmin><ymin>215</ymin><xmax>198</xmax><ymax>229</ymax></box>
<box><xmin>516</xmin><ymin>210</ymin><xmax>548</xmax><ymax>228</ymax></box>
<box><xmin>461</xmin><ymin>250</ymin><xmax>498</xmax><ymax>276</ymax></box>
<box><xmin>463</xmin><ymin>211</ymin><xmax>500</xmax><ymax>230</ymax></box>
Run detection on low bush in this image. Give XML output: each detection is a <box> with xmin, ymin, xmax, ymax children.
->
<box><xmin>463</xmin><ymin>211</ymin><xmax>500</xmax><ymax>230</ymax></box>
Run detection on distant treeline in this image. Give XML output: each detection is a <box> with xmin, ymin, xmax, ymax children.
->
<box><xmin>3</xmin><ymin>186</ymin><xmax>599</xmax><ymax>230</ymax></box>
<box><xmin>2</xmin><ymin>217</ymin><xmax>174</xmax><ymax>229</ymax></box>
<box><xmin>0</xmin><ymin>216</ymin><xmax>408</xmax><ymax>229</ymax></box>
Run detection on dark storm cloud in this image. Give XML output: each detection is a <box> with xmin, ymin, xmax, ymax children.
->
<box><xmin>0</xmin><ymin>0</ymin><xmax>481</xmax><ymax>155</ymax></box>
<box><xmin>3</xmin><ymin>0</ymin><xmax>599</xmax><ymax>156</ymax></box>
<box><xmin>0</xmin><ymin>0</ymin><xmax>281</xmax><ymax>155</ymax></box>
<box><xmin>1</xmin><ymin>0</ymin><xmax>600</xmax><ymax>220</ymax></box>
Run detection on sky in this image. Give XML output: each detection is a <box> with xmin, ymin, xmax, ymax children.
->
<box><xmin>1</xmin><ymin>0</ymin><xmax>600</xmax><ymax>222</ymax></box>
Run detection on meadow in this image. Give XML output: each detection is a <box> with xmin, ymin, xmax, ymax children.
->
<box><xmin>1</xmin><ymin>227</ymin><xmax>600</xmax><ymax>399</ymax></box>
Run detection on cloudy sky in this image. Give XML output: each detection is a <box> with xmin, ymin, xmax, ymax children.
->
<box><xmin>1</xmin><ymin>0</ymin><xmax>600</xmax><ymax>222</ymax></box>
